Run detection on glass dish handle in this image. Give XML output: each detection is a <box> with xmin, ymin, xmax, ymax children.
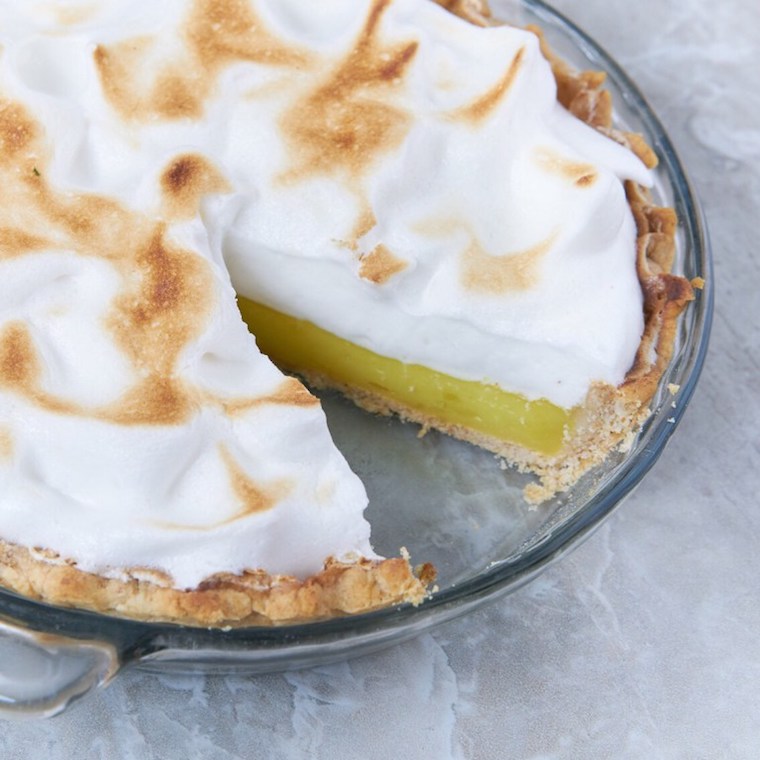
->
<box><xmin>0</xmin><ymin>615</ymin><xmax>121</xmax><ymax>718</ymax></box>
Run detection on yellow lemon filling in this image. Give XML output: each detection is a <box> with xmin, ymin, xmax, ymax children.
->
<box><xmin>238</xmin><ymin>299</ymin><xmax>576</xmax><ymax>456</ymax></box>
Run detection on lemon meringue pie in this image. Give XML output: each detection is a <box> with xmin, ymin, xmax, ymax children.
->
<box><xmin>0</xmin><ymin>0</ymin><xmax>692</xmax><ymax>625</ymax></box>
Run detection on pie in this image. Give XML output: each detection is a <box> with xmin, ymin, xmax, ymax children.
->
<box><xmin>0</xmin><ymin>0</ymin><xmax>693</xmax><ymax>625</ymax></box>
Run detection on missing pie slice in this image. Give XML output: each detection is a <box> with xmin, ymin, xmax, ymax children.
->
<box><xmin>0</xmin><ymin>0</ymin><xmax>692</xmax><ymax>625</ymax></box>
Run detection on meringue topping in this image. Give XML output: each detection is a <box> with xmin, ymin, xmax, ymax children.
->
<box><xmin>0</xmin><ymin>0</ymin><xmax>654</xmax><ymax>588</ymax></box>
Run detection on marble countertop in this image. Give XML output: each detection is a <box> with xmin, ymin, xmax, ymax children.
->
<box><xmin>2</xmin><ymin>0</ymin><xmax>758</xmax><ymax>757</ymax></box>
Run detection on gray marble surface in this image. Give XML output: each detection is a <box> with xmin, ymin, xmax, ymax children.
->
<box><xmin>2</xmin><ymin>0</ymin><xmax>758</xmax><ymax>757</ymax></box>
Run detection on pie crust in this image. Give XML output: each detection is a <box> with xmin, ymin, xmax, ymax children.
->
<box><xmin>0</xmin><ymin>540</ymin><xmax>434</xmax><ymax>626</ymax></box>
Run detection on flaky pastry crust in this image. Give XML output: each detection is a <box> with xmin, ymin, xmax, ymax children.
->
<box><xmin>0</xmin><ymin>539</ymin><xmax>434</xmax><ymax>626</ymax></box>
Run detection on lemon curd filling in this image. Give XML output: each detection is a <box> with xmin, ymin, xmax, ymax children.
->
<box><xmin>238</xmin><ymin>299</ymin><xmax>576</xmax><ymax>456</ymax></box>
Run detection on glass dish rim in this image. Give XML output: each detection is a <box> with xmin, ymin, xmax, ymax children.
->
<box><xmin>0</xmin><ymin>0</ymin><xmax>713</xmax><ymax>663</ymax></box>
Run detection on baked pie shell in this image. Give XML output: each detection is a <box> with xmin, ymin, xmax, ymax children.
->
<box><xmin>0</xmin><ymin>2</ymin><xmax>694</xmax><ymax>626</ymax></box>
<box><xmin>0</xmin><ymin>541</ymin><xmax>434</xmax><ymax>626</ymax></box>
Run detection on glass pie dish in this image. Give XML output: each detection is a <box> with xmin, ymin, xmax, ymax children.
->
<box><xmin>0</xmin><ymin>0</ymin><xmax>712</xmax><ymax>718</ymax></box>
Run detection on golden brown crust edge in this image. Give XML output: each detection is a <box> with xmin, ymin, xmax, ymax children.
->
<box><xmin>0</xmin><ymin>539</ymin><xmax>434</xmax><ymax>626</ymax></box>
